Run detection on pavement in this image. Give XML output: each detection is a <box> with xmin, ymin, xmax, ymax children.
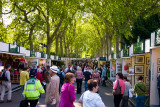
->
<box><xmin>0</xmin><ymin>81</ymin><xmax>134</xmax><ymax>107</ymax></box>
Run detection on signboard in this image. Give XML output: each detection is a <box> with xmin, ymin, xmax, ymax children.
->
<box><xmin>99</xmin><ymin>57</ymin><xmax>106</xmax><ymax>61</ymax></box>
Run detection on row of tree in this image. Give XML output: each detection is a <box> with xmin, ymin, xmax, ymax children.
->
<box><xmin>0</xmin><ymin>0</ymin><xmax>160</xmax><ymax>59</ymax></box>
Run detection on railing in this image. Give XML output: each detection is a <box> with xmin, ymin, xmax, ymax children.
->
<box><xmin>9</xmin><ymin>44</ymin><xmax>20</xmax><ymax>53</ymax></box>
<box><xmin>41</xmin><ymin>52</ymin><xmax>45</xmax><ymax>58</ymax></box>
<box><xmin>30</xmin><ymin>50</ymin><xmax>36</xmax><ymax>57</ymax></box>
<box><xmin>133</xmin><ymin>41</ymin><xmax>145</xmax><ymax>54</ymax></box>
<box><xmin>155</xmin><ymin>29</ymin><xmax>160</xmax><ymax>46</ymax></box>
<box><xmin>123</xmin><ymin>48</ymin><xmax>129</xmax><ymax>57</ymax></box>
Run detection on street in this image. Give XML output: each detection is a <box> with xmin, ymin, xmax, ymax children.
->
<box><xmin>0</xmin><ymin>81</ymin><xmax>133</xmax><ymax>107</ymax></box>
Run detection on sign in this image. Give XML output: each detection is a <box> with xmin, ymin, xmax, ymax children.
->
<box><xmin>99</xmin><ymin>57</ymin><xmax>106</xmax><ymax>61</ymax></box>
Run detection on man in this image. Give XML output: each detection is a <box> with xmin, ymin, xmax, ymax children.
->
<box><xmin>43</xmin><ymin>66</ymin><xmax>51</xmax><ymax>91</ymax></box>
<box><xmin>83</xmin><ymin>67</ymin><xmax>91</xmax><ymax>91</ymax></box>
<box><xmin>23</xmin><ymin>69</ymin><xmax>45</xmax><ymax>107</ymax></box>
<box><xmin>101</xmin><ymin>66</ymin><xmax>107</xmax><ymax>87</ymax></box>
<box><xmin>45</xmin><ymin>65</ymin><xmax>60</xmax><ymax>107</ymax></box>
<box><xmin>0</xmin><ymin>64</ymin><xmax>12</xmax><ymax>103</ymax></box>
<box><xmin>134</xmin><ymin>76</ymin><xmax>147</xmax><ymax>107</ymax></box>
<box><xmin>20</xmin><ymin>67</ymin><xmax>29</xmax><ymax>93</ymax></box>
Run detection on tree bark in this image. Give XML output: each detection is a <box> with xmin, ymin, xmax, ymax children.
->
<box><xmin>29</xmin><ymin>25</ymin><xmax>35</xmax><ymax>51</ymax></box>
<box><xmin>55</xmin><ymin>34</ymin><xmax>59</xmax><ymax>55</ymax></box>
<box><xmin>60</xmin><ymin>35</ymin><xmax>63</xmax><ymax>57</ymax></box>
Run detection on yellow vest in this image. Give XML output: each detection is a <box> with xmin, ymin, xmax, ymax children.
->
<box><xmin>22</xmin><ymin>78</ymin><xmax>45</xmax><ymax>100</ymax></box>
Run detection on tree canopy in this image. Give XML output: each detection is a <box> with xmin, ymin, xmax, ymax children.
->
<box><xmin>0</xmin><ymin>0</ymin><xmax>160</xmax><ymax>58</ymax></box>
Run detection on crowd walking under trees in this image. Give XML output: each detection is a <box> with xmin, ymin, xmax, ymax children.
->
<box><xmin>0</xmin><ymin>60</ymin><xmax>149</xmax><ymax>107</ymax></box>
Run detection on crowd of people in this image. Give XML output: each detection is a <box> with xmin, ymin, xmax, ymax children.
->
<box><xmin>0</xmin><ymin>61</ymin><xmax>152</xmax><ymax>107</ymax></box>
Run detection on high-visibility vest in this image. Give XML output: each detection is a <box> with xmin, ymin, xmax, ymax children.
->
<box><xmin>22</xmin><ymin>78</ymin><xmax>45</xmax><ymax>100</ymax></box>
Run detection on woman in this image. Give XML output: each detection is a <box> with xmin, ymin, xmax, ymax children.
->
<box><xmin>79</xmin><ymin>79</ymin><xmax>105</xmax><ymax>107</ymax></box>
<box><xmin>92</xmin><ymin>70</ymin><xmax>100</xmax><ymax>84</ymax></box>
<box><xmin>76</xmin><ymin>67</ymin><xmax>83</xmax><ymax>94</ymax></box>
<box><xmin>59</xmin><ymin>73</ymin><xmax>76</xmax><ymax>107</ymax></box>
<box><xmin>121</xmin><ymin>76</ymin><xmax>131</xmax><ymax>107</ymax></box>
<box><xmin>113</xmin><ymin>73</ymin><xmax>125</xmax><ymax>107</ymax></box>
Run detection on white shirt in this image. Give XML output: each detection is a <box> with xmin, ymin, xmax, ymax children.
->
<box><xmin>80</xmin><ymin>90</ymin><xmax>105</xmax><ymax>107</ymax></box>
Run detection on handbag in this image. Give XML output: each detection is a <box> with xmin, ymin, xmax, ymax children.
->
<box><xmin>129</xmin><ymin>88</ymin><xmax>134</xmax><ymax>98</ymax></box>
<box><xmin>113</xmin><ymin>80</ymin><xmax>121</xmax><ymax>95</ymax></box>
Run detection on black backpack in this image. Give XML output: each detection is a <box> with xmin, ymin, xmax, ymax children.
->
<box><xmin>58</xmin><ymin>72</ymin><xmax>64</xmax><ymax>84</ymax></box>
<box><xmin>0</xmin><ymin>70</ymin><xmax>8</xmax><ymax>81</ymax></box>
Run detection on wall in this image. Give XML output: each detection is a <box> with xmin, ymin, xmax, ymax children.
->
<box><xmin>150</xmin><ymin>48</ymin><xmax>160</xmax><ymax>105</ymax></box>
<box><xmin>131</xmin><ymin>54</ymin><xmax>150</xmax><ymax>87</ymax></box>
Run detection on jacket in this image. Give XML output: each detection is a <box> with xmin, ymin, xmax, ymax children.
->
<box><xmin>45</xmin><ymin>75</ymin><xmax>60</xmax><ymax>104</ymax></box>
<box><xmin>59</xmin><ymin>83</ymin><xmax>75</xmax><ymax>107</ymax></box>
<box><xmin>22</xmin><ymin>78</ymin><xmax>45</xmax><ymax>100</ymax></box>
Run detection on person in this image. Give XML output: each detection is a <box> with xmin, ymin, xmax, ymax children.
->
<box><xmin>45</xmin><ymin>66</ymin><xmax>60</xmax><ymax>107</ymax></box>
<box><xmin>92</xmin><ymin>70</ymin><xmax>100</xmax><ymax>84</ymax></box>
<box><xmin>59</xmin><ymin>72</ymin><xmax>76</xmax><ymax>107</ymax></box>
<box><xmin>36</xmin><ymin>68</ymin><xmax>44</xmax><ymax>83</ymax></box>
<box><xmin>79</xmin><ymin>79</ymin><xmax>105</xmax><ymax>107</ymax></box>
<box><xmin>134</xmin><ymin>76</ymin><xmax>147</xmax><ymax>107</ymax></box>
<box><xmin>44</xmin><ymin>66</ymin><xmax>51</xmax><ymax>89</ymax></box>
<box><xmin>83</xmin><ymin>67</ymin><xmax>92</xmax><ymax>91</ymax></box>
<box><xmin>121</xmin><ymin>76</ymin><xmax>131</xmax><ymax>107</ymax></box>
<box><xmin>22</xmin><ymin>69</ymin><xmax>45</xmax><ymax>107</ymax></box>
<box><xmin>101</xmin><ymin>66</ymin><xmax>107</xmax><ymax>87</ymax></box>
<box><xmin>157</xmin><ymin>73</ymin><xmax>160</xmax><ymax>105</ymax></box>
<box><xmin>76</xmin><ymin>67</ymin><xmax>83</xmax><ymax>94</ymax></box>
<box><xmin>113</xmin><ymin>73</ymin><xmax>125</xmax><ymax>107</ymax></box>
<box><xmin>58</xmin><ymin>68</ymin><xmax>65</xmax><ymax>93</ymax></box>
<box><xmin>0</xmin><ymin>64</ymin><xmax>12</xmax><ymax>103</ymax></box>
<box><xmin>20</xmin><ymin>67</ymin><xmax>29</xmax><ymax>93</ymax></box>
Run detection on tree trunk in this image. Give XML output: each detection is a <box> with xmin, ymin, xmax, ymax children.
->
<box><xmin>60</xmin><ymin>35</ymin><xmax>63</xmax><ymax>57</ymax></box>
<box><xmin>0</xmin><ymin>0</ymin><xmax>2</xmax><ymax>19</ymax></box>
<box><xmin>106</xmin><ymin>34</ymin><xmax>109</xmax><ymax>61</ymax></box>
<box><xmin>29</xmin><ymin>25</ymin><xmax>35</xmax><ymax>51</ymax></box>
<box><xmin>64</xmin><ymin>36</ymin><xmax>67</xmax><ymax>57</ymax></box>
<box><xmin>116</xmin><ymin>36</ymin><xmax>119</xmax><ymax>53</ymax></box>
<box><xmin>55</xmin><ymin>34</ymin><xmax>59</xmax><ymax>55</ymax></box>
<box><xmin>109</xmin><ymin>36</ymin><xmax>112</xmax><ymax>54</ymax></box>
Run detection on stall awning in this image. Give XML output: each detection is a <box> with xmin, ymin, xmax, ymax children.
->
<box><xmin>25</xmin><ymin>56</ymin><xmax>39</xmax><ymax>59</ymax></box>
<box><xmin>131</xmin><ymin>53</ymin><xmax>150</xmax><ymax>56</ymax></box>
<box><xmin>0</xmin><ymin>51</ymin><xmax>25</xmax><ymax>56</ymax></box>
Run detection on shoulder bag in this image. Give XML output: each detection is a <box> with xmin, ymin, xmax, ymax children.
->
<box><xmin>113</xmin><ymin>80</ymin><xmax>121</xmax><ymax>95</ymax></box>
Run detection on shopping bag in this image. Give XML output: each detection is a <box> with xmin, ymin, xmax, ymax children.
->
<box><xmin>129</xmin><ymin>88</ymin><xmax>134</xmax><ymax>98</ymax></box>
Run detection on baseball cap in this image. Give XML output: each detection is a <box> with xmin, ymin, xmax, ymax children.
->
<box><xmin>50</xmin><ymin>66</ymin><xmax>58</xmax><ymax>73</ymax></box>
<box><xmin>30</xmin><ymin>69</ymin><xmax>36</xmax><ymax>77</ymax></box>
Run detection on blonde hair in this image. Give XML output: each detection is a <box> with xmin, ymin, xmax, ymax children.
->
<box><xmin>78</xmin><ymin>67</ymin><xmax>82</xmax><ymax>71</ymax></box>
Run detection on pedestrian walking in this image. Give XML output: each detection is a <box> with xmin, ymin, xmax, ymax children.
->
<box><xmin>113</xmin><ymin>73</ymin><xmax>125</xmax><ymax>107</ymax></box>
<box><xmin>0</xmin><ymin>64</ymin><xmax>12</xmax><ymax>103</ymax></box>
<box><xmin>76</xmin><ymin>67</ymin><xmax>83</xmax><ymax>94</ymax></box>
<box><xmin>44</xmin><ymin>66</ymin><xmax>51</xmax><ymax>90</ymax></box>
<box><xmin>79</xmin><ymin>79</ymin><xmax>105</xmax><ymax>107</ymax></box>
<box><xmin>92</xmin><ymin>70</ymin><xmax>100</xmax><ymax>84</ymax></box>
<box><xmin>22</xmin><ymin>69</ymin><xmax>45</xmax><ymax>107</ymax></box>
<box><xmin>83</xmin><ymin>67</ymin><xmax>92</xmax><ymax>91</ymax></box>
<box><xmin>20</xmin><ymin>67</ymin><xmax>29</xmax><ymax>93</ymax></box>
<box><xmin>102</xmin><ymin>66</ymin><xmax>107</xmax><ymax>87</ymax></box>
<box><xmin>58</xmin><ymin>68</ymin><xmax>65</xmax><ymax>93</ymax></box>
<box><xmin>45</xmin><ymin>66</ymin><xmax>60</xmax><ymax>107</ymax></box>
<box><xmin>134</xmin><ymin>76</ymin><xmax>147</xmax><ymax>107</ymax></box>
<box><xmin>121</xmin><ymin>76</ymin><xmax>131</xmax><ymax>107</ymax></box>
<box><xmin>157</xmin><ymin>73</ymin><xmax>160</xmax><ymax>105</ymax></box>
<box><xmin>59</xmin><ymin>72</ymin><xmax>76</xmax><ymax>107</ymax></box>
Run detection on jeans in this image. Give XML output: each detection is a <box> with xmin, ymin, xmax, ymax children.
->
<box><xmin>121</xmin><ymin>96</ymin><xmax>129</xmax><ymax>107</ymax></box>
<box><xmin>102</xmin><ymin>76</ymin><xmax>106</xmax><ymax>87</ymax></box>
<box><xmin>114</xmin><ymin>94</ymin><xmax>123</xmax><ymax>107</ymax></box>
<box><xmin>84</xmin><ymin>81</ymin><xmax>88</xmax><ymax>91</ymax></box>
<box><xmin>136</xmin><ymin>95</ymin><xmax>145</xmax><ymax>107</ymax></box>
<box><xmin>76</xmin><ymin>79</ymin><xmax>82</xmax><ymax>93</ymax></box>
<box><xmin>21</xmin><ymin>85</ymin><xmax>24</xmax><ymax>93</ymax></box>
<box><xmin>158</xmin><ymin>88</ymin><xmax>160</xmax><ymax>105</ymax></box>
<box><xmin>0</xmin><ymin>81</ymin><xmax>12</xmax><ymax>100</ymax></box>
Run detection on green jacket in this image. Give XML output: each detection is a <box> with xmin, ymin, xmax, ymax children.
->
<box><xmin>23</xmin><ymin>78</ymin><xmax>45</xmax><ymax>100</ymax></box>
<box><xmin>134</xmin><ymin>81</ymin><xmax>147</xmax><ymax>96</ymax></box>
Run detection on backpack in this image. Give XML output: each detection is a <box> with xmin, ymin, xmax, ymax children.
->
<box><xmin>0</xmin><ymin>70</ymin><xmax>8</xmax><ymax>81</ymax></box>
<box><xmin>58</xmin><ymin>72</ymin><xmax>64</xmax><ymax>84</ymax></box>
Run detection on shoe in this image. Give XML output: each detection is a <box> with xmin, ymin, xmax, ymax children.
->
<box><xmin>6</xmin><ymin>100</ymin><xmax>12</xmax><ymax>102</ymax></box>
<box><xmin>0</xmin><ymin>100</ymin><xmax>4</xmax><ymax>103</ymax></box>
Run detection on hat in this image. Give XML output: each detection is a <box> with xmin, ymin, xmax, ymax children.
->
<box><xmin>50</xmin><ymin>66</ymin><xmax>58</xmax><ymax>73</ymax></box>
<box><xmin>30</xmin><ymin>69</ymin><xmax>36</xmax><ymax>77</ymax></box>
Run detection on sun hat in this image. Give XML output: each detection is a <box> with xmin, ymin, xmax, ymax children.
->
<box><xmin>50</xmin><ymin>65</ymin><xmax>58</xmax><ymax>73</ymax></box>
